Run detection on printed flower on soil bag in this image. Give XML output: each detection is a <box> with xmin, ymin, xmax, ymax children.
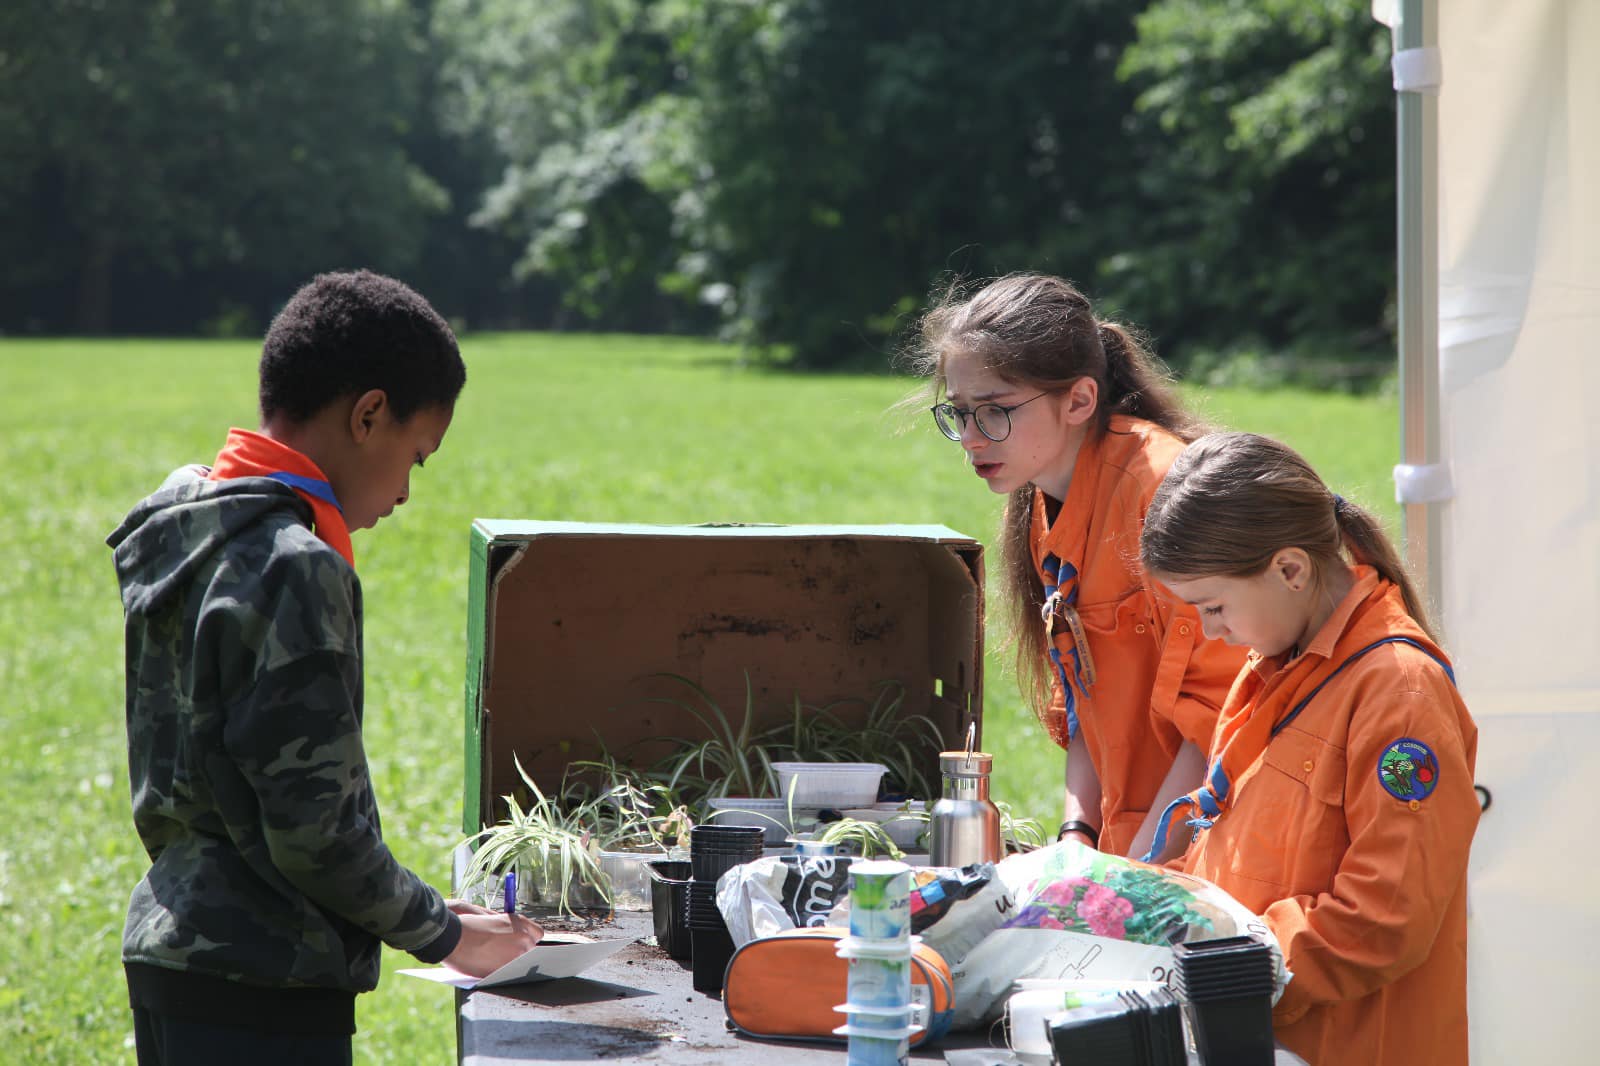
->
<box><xmin>999</xmin><ymin>846</ymin><xmax>1215</xmax><ymax>944</ymax></box>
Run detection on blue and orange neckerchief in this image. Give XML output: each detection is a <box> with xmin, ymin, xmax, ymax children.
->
<box><xmin>1042</xmin><ymin>553</ymin><xmax>1097</xmax><ymax>741</ymax></box>
<box><xmin>1141</xmin><ymin>635</ymin><xmax>1455</xmax><ymax>862</ymax></box>
<box><xmin>208</xmin><ymin>427</ymin><xmax>355</xmax><ymax>568</ymax></box>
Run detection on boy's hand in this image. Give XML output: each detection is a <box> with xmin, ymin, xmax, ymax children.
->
<box><xmin>445</xmin><ymin>897</ymin><xmax>497</xmax><ymax>917</ymax></box>
<box><xmin>444</xmin><ymin>913</ymin><xmax>545</xmax><ymax>977</ymax></box>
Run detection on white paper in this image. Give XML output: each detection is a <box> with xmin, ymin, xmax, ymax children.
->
<box><xmin>397</xmin><ymin>935</ymin><xmax>630</xmax><ymax>990</ymax></box>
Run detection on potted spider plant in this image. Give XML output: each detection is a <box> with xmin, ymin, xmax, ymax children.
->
<box><xmin>647</xmin><ymin>673</ymin><xmax>799</xmax><ymax>842</ymax></box>
<box><xmin>571</xmin><ymin>754</ymin><xmax>692</xmax><ymax>910</ymax></box>
<box><xmin>459</xmin><ymin>757</ymin><xmax>645</xmax><ymax>917</ymax></box>
<box><xmin>789</xmin><ymin>814</ymin><xmax>906</xmax><ymax>860</ymax></box>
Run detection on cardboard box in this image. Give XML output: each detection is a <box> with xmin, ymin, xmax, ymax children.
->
<box><xmin>463</xmin><ymin>521</ymin><xmax>985</xmax><ymax>832</ymax></box>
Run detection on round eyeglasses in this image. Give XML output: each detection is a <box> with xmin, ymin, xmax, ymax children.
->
<box><xmin>930</xmin><ymin>393</ymin><xmax>1048</xmax><ymax>442</ymax></box>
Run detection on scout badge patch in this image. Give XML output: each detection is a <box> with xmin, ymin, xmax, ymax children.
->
<box><xmin>1377</xmin><ymin>737</ymin><xmax>1441</xmax><ymax>802</ymax></box>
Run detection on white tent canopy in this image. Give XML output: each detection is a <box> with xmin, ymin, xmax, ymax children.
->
<box><xmin>1385</xmin><ymin>1</ymin><xmax>1600</xmax><ymax>1061</ymax></box>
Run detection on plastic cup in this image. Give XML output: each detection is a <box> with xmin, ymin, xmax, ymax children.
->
<box><xmin>847</xmin><ymin>860</ymin><xmax>912</xmax><ymax>942</ymax></box>
<box><xmin>842</xmin><ymin>1005</ymin><xmax>917</xmax><ymax>1036</ymax></box>
<box><xmin>845</xmin><ymin>954</ymin><xmax>911</xmax><ymax>1010</ymax></box>
<box><xmin>834</xmin><ymin>935</ymin><xmax>919</xmax><ymax>959</ymax></box>
<box><xmin>792</xmin><ymin>839</ymin><xmax>839</xmax><ymax>857</ymax></box>
<box><xmin>841</xmin><ymin>1031</ymin><xmax>910</xmax><ymax>1066</ymax></box>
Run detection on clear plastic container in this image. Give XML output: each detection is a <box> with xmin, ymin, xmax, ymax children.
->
<box><xmin>772</xmin><ymin>762</ymin><xmax>888</xmax><ymax>808</ymax></box>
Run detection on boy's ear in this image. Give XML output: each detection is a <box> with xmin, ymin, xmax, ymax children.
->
<box><xmin>348</xmin><ymin>389</ymin><xmax>389</xmax><ymax>442</ymax></box>
<box><xmin>1272</xmin><ymin>548</ymin><xmax>1313</xmax><ymax>593</ymax></box>
<box><xmin>1062</xmin><ymin>376</ymin><xmax>1099</xmax><ymax>426</ymax></box>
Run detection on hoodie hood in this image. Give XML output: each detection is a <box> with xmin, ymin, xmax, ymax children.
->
<box><xmin>107</xmin><ymin>468</ymin><xmax>313</xmax><ymax>617</ymax></box>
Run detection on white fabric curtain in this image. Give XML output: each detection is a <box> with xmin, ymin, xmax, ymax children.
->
<box><xmin>1433</xmin><ymin>2</ymin><xmax>1600</xmax><ymax>1062</ymax></box>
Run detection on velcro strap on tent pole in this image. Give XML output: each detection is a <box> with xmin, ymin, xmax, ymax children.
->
<box><xmin>1392</xmin><ymin>47</ymin><xmax>1442</xmax><ymax>93</ymax></box>
<box><xmin>1394</xmin><ymin>462</ymin><xmax>1454</xmax><ymax>504</ymax></box>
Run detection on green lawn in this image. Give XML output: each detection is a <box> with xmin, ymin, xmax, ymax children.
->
<box><xmin>0</xmin><ymin>333</ymin><xmax>1399</xmax><ymax>1063</ymax></box>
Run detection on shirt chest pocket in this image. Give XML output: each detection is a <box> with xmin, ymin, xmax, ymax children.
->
<box><xmin>1231</xmin><ymin>727</ymin><xmax>1348</xmax><ymax>893</ymax></box>
<box><xmin>1262</xmin><ymin>727</ymin><xmax>1347</xmax><ymax>807</ymax></box>
<box><xmin>1070</xmin><ymin>588</ymin><xmax>1148</xmax><ymax>637</ymax></box>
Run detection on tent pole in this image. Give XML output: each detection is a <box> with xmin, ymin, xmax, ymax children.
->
<box><xmin>1395</xmin><ymin>0</ymin><xmax>1443</xmax><ymax>624</ymax></box>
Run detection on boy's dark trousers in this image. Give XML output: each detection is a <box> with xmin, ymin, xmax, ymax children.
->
<box><xmin>132</xmin><ymin>1007</ymin><xmax>353</xmax><ymax>1066</ymax></box>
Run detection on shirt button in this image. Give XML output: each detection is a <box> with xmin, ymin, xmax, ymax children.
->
<box><xmin>1302</xmin><ymin>760</ymin><xmax>1314</xmax><ymax>773</ymax></box>
<box><xmin>1134</xmin><ymin>624</ymin><xmax>1146</xmax><ymax>634</ymax></box>
<box><xmin>1178</xmin><ymin>624</ymin><xmax>1191</xmax><ymax>636</ymax></box>
<box><xmin>1409</xmin><ymin>799</ymin><xmax>1422</xmax><ymax>811</ymax></box>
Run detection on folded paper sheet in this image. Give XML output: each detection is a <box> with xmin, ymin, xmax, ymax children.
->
<box><xmin>398</xmin><ymin>935</ymin><xmax>631</xmax><ymax>990</ymax></box>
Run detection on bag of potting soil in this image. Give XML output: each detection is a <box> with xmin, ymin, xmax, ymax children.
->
<box><xmin>946</xmin><ymin>840</ymin><xmax>1290</xmax><ymax>1030</ymax></box>
<box><xmin>716</xmin><ymin>855</ymin><xmax>854</xmax><ymax>946</ymax></box>
<box><xmin>824</xmin><ymin>862</ymin><xmax>1012</xmax><ymax>967</ymax></box>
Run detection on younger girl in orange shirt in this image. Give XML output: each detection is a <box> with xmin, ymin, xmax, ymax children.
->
<box><xmin>1140</xmin><ymin>431</ymin><xmax>1478</xmax><ymax>1066</ymax></box>
<box><xmin>914</xmin><ymin>274</ymin><xmax>1247</xmax><ymax>859</ymax></box>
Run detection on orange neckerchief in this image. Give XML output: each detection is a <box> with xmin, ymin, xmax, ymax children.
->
<box><xmin>208</xmin><ymin>427</ymin><xmax>355</xmax><ymax>568</ymax></box>
<box><xmin>1143</xmin><ymin>568</ymin><xmax>1448</xmax><ymax>860</ymax></box>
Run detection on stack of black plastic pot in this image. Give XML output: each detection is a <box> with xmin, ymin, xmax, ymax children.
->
<box><xmin>685</xmin><ymin>824</ymin><xmax>763</xmax><ymax>993</ymax></box>
<box><xmin>647</xmin><ymin>860</ymin><xmax>692</xmax><ymax>960</ymax></box>
<box><xmin>1172</xmin><ymin>934</ymin><xmax>1276</xmax><ymax>1065</ymax></box>
<box><xmin>1045</xmin><ymin>988</ymin><xmax>1184</xmax><ymax>1065</ymax></box>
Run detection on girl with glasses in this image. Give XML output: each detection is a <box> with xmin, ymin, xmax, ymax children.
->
<box><xmin>1139</xmin><ymin>432</ymin><xmax>1477</xmax><ymax>1065</ymax></box>
<box><xmin>911</xmin><ymin>272</ymin><xmax>1246</xmax><ymax>861</ymax></box>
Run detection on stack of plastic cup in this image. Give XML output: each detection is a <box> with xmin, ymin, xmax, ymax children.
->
<box><xmin>831</xmin><ymin>860</ymin><xmax>922</xmax><ymax>1065</ymax></box>
<box><xmin>1172</xmin><ymin>935</ymin><xmax>1275</xmax><ymax>1066</ymax></box>
<box><xmin>686</xmin><ymin>824</ymin><xmax>763</xmax><ymax>994</ymax></box>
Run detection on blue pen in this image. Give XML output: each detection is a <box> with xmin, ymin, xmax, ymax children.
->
<box><xmin>503</xmin><ymin>871</ymin><xmax>517</xmax><ymax>916</ymax></box>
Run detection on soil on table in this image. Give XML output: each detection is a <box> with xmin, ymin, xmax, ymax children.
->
<box><xmin>523</xmin><ymin>908</ymin><xmax>621</xmax><ymax>936</ymax></box>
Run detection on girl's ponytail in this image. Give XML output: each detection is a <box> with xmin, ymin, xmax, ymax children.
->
<box><xmin>1333</xmin><ymin>496</ymin><xmax>1438</xmax><ymax>641</ymax></box>
<box><xmin>1097</xmin><ymin>320</ymin><xmax>1205</xmax><ymax>443</ymax></box>
<box><xmin>1142</xmin><ymin>433</ymin><xmax>1440</xmax><ymax>643</ymax></box>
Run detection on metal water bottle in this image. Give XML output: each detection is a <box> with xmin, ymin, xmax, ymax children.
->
<box><xmin>929</xmin><ymin>749</ymin><xmax>1002</xmax><ymax>867</ymax></box>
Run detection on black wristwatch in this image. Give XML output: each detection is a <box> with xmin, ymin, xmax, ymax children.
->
<box><xmin>1057</xmin><ymin>820</ymin><xmax>1100</xmax><ymax>847</ymax></box>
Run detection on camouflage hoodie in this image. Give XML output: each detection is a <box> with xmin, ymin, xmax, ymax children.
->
<box><xmin>107</xmin><ymin>467</ymin><xmax>459</xmax><ymax>993</ymax></box>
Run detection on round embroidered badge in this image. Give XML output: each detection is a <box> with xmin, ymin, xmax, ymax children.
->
<box><xmin>1377</xmin><ymin>738</ymin><xmax>1440</xmax><ymax>802</ymax></box>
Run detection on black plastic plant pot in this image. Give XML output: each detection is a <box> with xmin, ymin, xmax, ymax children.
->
<box><xmin>648</xmin><ymin>861</ymin><xmax>693</xmax><ymax>960</ymax></box>
<box><xmin>1184</xmin><ymin>992</ymin><xmax>1275</xmax><ymax>1066</ymax></box>
<box><xmin>690</xmin><ymin>851</ymin><xmax>759</xmax><ymax>883</ymax></box>
<box><xmin>690</xmin><ymin>924</ymin><xmax>736</xmax><ymax>994</ymax></box>
<box><xmin>683</xmin><ymin>883</ymin><xmax>726</xmax><ymax>931</ymax></box>
<box><xmin>1046</xmin><ymin>1012</ymin><xmax>1139</xmax><ymax>1066</ymax></box>
<box><xmin>690</xmin><ymin>824</ymin><xmax>765</xmax><ymax>845</ymax></box>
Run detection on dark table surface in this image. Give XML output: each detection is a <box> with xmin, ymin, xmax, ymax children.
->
<box><xmin>453</xmin><ymin>909</ymin><xmax>1001</xmax><ymax>1064</ymax></box>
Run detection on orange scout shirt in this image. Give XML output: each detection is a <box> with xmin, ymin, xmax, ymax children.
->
<box><xmin>1032</xmin><ymin>415</ymin><xmax>1247</xmax><ymax>856</ymax></box>
<box><xmin>1181</xmin><ymin>569</ymin><xmax>1478</xmax><ymax>1066</ymax></box>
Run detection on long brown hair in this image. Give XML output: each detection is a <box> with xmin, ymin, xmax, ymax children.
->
<box><xmin>1139</xmin><ymin>432</ymin><xmax>1438</xmax><ymax>641</ymax></box>
<box><xmin>908</xmin><ymin>273</ymin><xmax>1208</xmax><ymax>713</ymax></box>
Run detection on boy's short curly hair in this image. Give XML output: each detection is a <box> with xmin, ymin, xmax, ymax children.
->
<box><xmin>259</xmin><ymin>270</ymin><xmax>465</xmax><ymax>424</ymax></box>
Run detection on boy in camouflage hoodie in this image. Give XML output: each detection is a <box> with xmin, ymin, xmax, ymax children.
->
<box><xmin>107</xmin><ymin>271</ymin><xmax>542</xmax><ymax>1065</ymax></box>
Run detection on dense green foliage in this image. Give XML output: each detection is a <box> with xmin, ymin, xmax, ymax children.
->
<box><xmin>2</xmin><ymin>1</ymin><xmax>1396</xmax><ymax>367</ymax></box>
<box><xmin>0</xmin><ymin>332</ymin><xmax>1399</xmax><ymax>1062</ymax></box>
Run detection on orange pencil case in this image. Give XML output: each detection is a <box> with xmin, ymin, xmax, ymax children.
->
<box><xmin>722</xmin><ymin>926</ymin><xmax>955</xmax><ymax>1047</ymax></box>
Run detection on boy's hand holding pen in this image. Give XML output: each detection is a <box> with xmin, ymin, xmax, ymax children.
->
<box><xmin>443</xmin><ymin>870</ymin><xmax>543</xmax><ymax>977</ymax></box>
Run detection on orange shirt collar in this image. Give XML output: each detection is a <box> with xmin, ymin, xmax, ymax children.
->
<box><xmin>1035</xmin><ymin>414</ymin><xmax>1144</xmax><ymax>563</ymax></box>
<box><xmin>208</xmin><ymin>427</ymin><xmax>356</xmax><ymax>568</ymax></box>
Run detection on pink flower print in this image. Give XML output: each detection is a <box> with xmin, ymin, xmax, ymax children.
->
<box><xmin>1079</xmin><ymin>884</ymin><xmax>1135</xmax><ymax>939</ymax></box>
<box><xmin>1037</xmin><ymin>877</ymin><xmax>1090</xmax><ymax>908</ymax></box>
<box><xmin>1036</xmin><ymin>914</ymin><xmax>1065</xmax><ymax>930</ymax></box>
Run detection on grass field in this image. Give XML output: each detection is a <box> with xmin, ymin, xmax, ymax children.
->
<box><xmin>0</xmin><ymin>333</ymin><xmax>1400</xmax><ymax>1063</ymax></box>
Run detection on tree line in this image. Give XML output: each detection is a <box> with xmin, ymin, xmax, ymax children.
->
<box><xmin>0</xmin><ymin>0</ymin><xmax>1394</xmax><ymax>370</ymax></box>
